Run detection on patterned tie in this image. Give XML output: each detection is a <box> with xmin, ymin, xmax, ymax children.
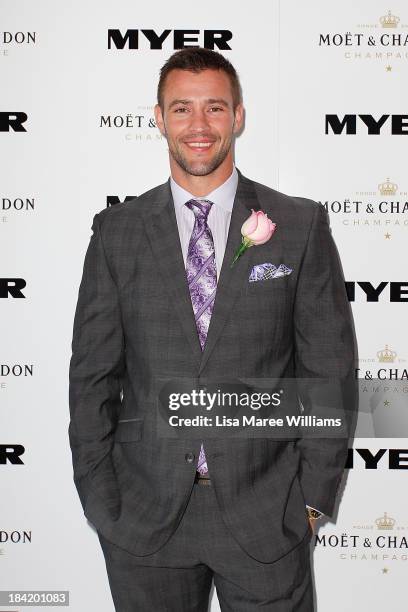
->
<box><xmin>185</xmin><ymin>198</ymin><xmax>217</xmax><ymax>476</ymax></box>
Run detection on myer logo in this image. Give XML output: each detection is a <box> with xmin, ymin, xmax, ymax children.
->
<box><xmin>107</xmin><ymin>29</ymin><xmax>232</xmax><ymax>50</ymax></box>
<box><xmin>346</xmin><ymin>448</ymin><xmax>408</xmax><ymax>469</ymax></box>
<box><xmin>0</xmin><ymin>279</ymin><xmax>26</xmax><ymax>298</ymax></box>
<box><xmin>325</xmin><ymin>115</ymin><xmax>408</xmax><ymax>135</ymax></box>
<box><xmin>0</xmin><ymin>445</ymin><xmax>25</xmax><ymax>465</ymax></box>
<box><xmin>0</xmin><ymin>112</ymin><xmax>28</xmax><ymax>132</ymax></box>
<box><xmin>345</xmin><ymin>282</ymin><xmax>408</xmax><ymax>302</ymax></box>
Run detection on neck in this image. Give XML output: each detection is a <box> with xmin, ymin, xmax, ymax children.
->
<box><xmin>170</xmin><ymin>154</ymin><xmax>234</xmax><ymax>197</ymax></box>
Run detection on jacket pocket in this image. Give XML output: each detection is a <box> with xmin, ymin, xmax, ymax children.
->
<box><xmin>245</xmin><ymin>275</ymin><xmax>289</xmax><ymax>295</ymax></box>
<box><xmin>114</xmin><ymin>418</ymin><xmax>144</xmax><ymax>442</ymax></box>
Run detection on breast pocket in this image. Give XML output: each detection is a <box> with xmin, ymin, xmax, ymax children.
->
<box><xmin>114</xmin><ymin>418</ymin><xmax>144</xmax><ymax>443</ymax></box>
<box><xmin>245</xmin><ymin>274</ymin><xmax>289</xmax><ymax>296</ymax></box>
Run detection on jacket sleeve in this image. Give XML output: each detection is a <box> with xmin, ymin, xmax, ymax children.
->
<box><xmin>68</xmin><ymin>212</ymin><xmax>125</xmax><ymax>518</ymax></box>
<box><xmin>293</xmin><ymin>202</ymin><xmax>358</xmax><ymax>517</ymax></box>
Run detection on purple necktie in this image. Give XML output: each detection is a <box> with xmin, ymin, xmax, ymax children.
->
<box><xmin>185</xmin><ymin>198</ymin><xmax>217</xmax><ymax>476</ymax></box>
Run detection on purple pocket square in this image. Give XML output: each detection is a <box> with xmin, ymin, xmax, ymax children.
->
<box><xmin>249</xmin><ymin>263</ymin><xmax>293</xmax><ymax>282</ymax></box>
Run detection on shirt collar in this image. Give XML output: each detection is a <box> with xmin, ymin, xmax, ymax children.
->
<box><xmin>170</xmin><ymin>164</ymin><xmax>238</xmax><ymax>213</ymax></box>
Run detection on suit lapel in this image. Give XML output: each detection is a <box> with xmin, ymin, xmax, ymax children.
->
<box><xmin>198</xmin><ymin>169</ymin><xmax>261</xmax><ymax>374</ymax></box>
<box><xmin>141</xmin><ymin>169</ymin><xmax>262</xmax><ymax>374</ymax></box>
<box><xmin>142</xmin><ymin>181</ymin><xmax>203</xmax><ymax>369</ymax></box>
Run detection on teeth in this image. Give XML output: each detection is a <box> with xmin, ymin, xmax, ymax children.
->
<box><xmin>187</xmin><ymin>142</ymin><xmax>212</xmax><ymax>148</ymax></box>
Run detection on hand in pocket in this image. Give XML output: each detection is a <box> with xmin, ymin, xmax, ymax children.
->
<box><xmin>89</xmin><ymin>452</ymin><xmax>121</xmax><ymax>521</ymax></box>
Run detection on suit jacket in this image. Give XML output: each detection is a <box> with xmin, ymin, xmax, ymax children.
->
<box><xmin>68</xmin><ymin>168</ymin><xmax>357</xmax><ymax>564</ymax></box>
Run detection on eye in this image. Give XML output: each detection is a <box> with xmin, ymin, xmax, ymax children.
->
<box><xmin>209</xmin><ymin>106</ymin><xmax>223</xmax><ymax>112</ymax></box>
<box><xmin>174</xmin><ymin>107</ymin><xmax>188</xmax><ymax>113</ymax></box>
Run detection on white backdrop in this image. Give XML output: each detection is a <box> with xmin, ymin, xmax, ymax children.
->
<box><xmin>1</xmin><ymin>1</ymin><xmax>407</xmax><ymax>610</ymax></box>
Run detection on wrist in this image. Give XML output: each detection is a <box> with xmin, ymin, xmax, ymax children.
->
<box><xmin>306</xmin><ymin>506</ymin><xmax>323</xmax><ymax>520</ymax></box>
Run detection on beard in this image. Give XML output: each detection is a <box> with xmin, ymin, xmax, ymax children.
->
<box><xmin>166</xmin><ymin>133</ymin><xmax>233</xmax><ymax>177</ymax></box>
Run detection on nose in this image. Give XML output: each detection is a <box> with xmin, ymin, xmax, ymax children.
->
<box><xmin>189</xmin><ymin>107</ymin><xmax>209</xmax><ymax>131</ymax></box>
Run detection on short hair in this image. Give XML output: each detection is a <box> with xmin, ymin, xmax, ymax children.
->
<box><xmin>157</xmin><ymin>47</ymin><xmax>242</xmax><ymax>111</ymax></box>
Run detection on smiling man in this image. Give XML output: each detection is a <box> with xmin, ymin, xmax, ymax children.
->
<box><xmin>69</xmin><ymin>48</ymin><xmax>357</xmax><ymax>611</ymax></box>
<box><xmin>155</xmin><ymin>65</ymin><xmax>243</xmax><ymax>191</ymax></box>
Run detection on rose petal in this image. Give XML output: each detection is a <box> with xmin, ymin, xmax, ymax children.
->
<box><xmin>247</xmin><ymin>212</ymin><xmax>272</xmax><ymax>243</ymax></box>
<box><xmin>241</xmin><ymin>209</ymin><xmax>259</xmax><ymax>237</ymax></box>
<box><xmin>253</xmin><ymin>223</ymin><xmax>276</xmax><ymax>245</ymax></box>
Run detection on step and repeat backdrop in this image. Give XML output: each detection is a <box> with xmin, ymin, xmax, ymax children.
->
<box><xmin>1</xmin><ymin>1</ymin><xmax>407</xmax><ymax>611</ymax></box>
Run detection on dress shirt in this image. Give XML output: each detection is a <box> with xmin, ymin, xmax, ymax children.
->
<box><xmin>170</xmin><ymin>164</ymin><xmax>238</xmax><ymax>281</ymax></box>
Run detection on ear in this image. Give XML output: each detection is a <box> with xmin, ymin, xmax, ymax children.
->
<box><xmin>233</xmin><ymin>103</ymin><xmax>244</xmax><ymax>134</ymax></box>
<box><xmin>154</xmin><ymin>104</ymin><xmax>166</xmax><ymax>136</ymax></box>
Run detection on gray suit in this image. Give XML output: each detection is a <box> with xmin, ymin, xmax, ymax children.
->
<box><xmin>69</xmin><ymin>168</ymin><xmax>357</xmax><ymax>573</ymax></box>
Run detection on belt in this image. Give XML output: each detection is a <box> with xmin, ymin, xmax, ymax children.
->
<box><xmin>194</xmin><ymin>471</ymin><xmax>211</xmax><ymax>486</ymax></box>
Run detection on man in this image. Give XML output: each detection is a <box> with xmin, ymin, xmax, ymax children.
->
<box><xmin>69</xmin><ymin>48</ymin><xmax>357</xmax><ymax>611</ymax></box>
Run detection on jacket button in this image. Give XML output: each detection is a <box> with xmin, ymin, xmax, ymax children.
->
<box><xmin>185</xmin><ymin>452</ymin><xmax>195</xmax><ymax>464</ymax></box>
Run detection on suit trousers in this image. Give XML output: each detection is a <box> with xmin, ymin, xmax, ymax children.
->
<box><xmin>97</xmin><ymin>480</ymin><xmax>314</xmax><ymax>612</ymax></box>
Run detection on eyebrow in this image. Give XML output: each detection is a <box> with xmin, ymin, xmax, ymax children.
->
<box><xmin>168</xmin><ymin>98</ymin><xmax>230</xmax><ymax>109</ymax></box>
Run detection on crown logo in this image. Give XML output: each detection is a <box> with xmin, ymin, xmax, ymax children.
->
<box><xmin>377</xmin><ymin>344</ymin><xmax>397</xmax><ymax>363</ymax></box>
<box><xmin>380</xmin><ymin>10</ymin><xmax>400</xmax><ymax>28</ymax></box>
<box><xmin>378</xmin><ymin>177</ymin><xmax>397</xmax><ymax>196</ymax></box>
<box><xmin>375</xmin><ymin>512</ymin><xmax>396</xmax><ymax>530</ymax></box>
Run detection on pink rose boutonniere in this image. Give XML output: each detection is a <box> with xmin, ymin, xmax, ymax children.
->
<box><xmin>231</xmin><ymin>209</ymin><xmax>276</xmax><ymax>267</ymax></box>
